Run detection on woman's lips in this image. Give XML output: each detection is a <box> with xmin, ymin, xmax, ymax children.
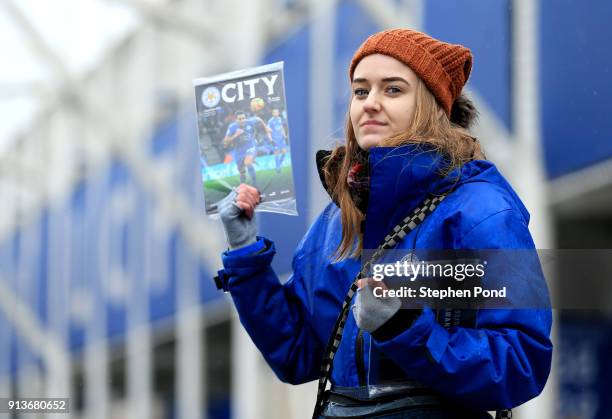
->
<box><xmin>360</xmin><ymin>121</ymin><xmax>387</xmax><ymax>132</ymax></box>
<box><xmin>360</xmin><ymin>120</ymin><xmax>386</xmax><ymax>126</ymax></box>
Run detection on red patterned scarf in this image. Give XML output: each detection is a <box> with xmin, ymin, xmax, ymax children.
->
<box><xmin>347</xmin><ymin>148</ymin><xmax>370</xmax><ymax>214</ymax></box>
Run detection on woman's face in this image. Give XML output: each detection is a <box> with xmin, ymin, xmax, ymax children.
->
<box><xmin>350</xmin><ymin>54</ymin><xmax>419</xmax><ymax>150</ymax></box>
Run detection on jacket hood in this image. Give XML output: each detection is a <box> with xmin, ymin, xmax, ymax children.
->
<box><xmin>317</xmin><ymin>144</ymin><xmax>530</xmax><ymax>249</ymax></box>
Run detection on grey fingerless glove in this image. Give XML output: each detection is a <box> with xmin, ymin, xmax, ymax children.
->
<box><xmin>352</xmin><ymin>283</ymin><xmax>402</xmax><ymax>333</ymax></box>
<box><xmin>218</xmin><ymin>190</ymin><xmax>258</xmax><ymax>250</ymax></box>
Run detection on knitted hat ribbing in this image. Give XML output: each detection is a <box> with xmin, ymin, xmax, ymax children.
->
<box><xmin>349</xmin><ymin>29</ymin><xmax>473</xmax><ymax>117</ymax></box>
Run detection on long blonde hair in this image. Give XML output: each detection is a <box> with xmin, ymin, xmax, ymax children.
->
<box><xmin>322</xmin><ymin>78</ymin><xmax>485</xmax><ymax>260</ymax></box>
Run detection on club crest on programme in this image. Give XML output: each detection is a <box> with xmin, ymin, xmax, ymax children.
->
<box><xmin>202</xmin><ymin>86</ymin><xmax>221</xmax><ymax>108</ymax></box>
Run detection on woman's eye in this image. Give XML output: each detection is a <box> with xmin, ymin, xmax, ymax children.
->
<box><xmin>353</xmin><ymin>88</ymin><xmax>368</xmax><ymax>97</ymax></box>
<box><xmin>386</xmin><ymin>86</ymin><xmax>402</xmax><ymax>94</ymax></box>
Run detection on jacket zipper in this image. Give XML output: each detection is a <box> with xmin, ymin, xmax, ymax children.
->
<box><xmin>355</xmin><ymin>162</ymin><xmax>370</xmax><ymax>387</ymax></box>
<box><xmin>355</xmin><ymin>329</ymin><xmax>366</xmax><ymax>386</ymax></box>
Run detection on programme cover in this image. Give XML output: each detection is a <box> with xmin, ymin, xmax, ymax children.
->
<box><xmin>193</xmin><ymin>62</ymin><xmax>297</xmax><ymax>216</ymax></box>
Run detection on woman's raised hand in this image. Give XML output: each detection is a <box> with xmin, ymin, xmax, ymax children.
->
<box><xmin>233</xmin><ymin>183</ymin><xmax>260</xmax><ymax>219</ymax></box>
<box><xmin>218</xmin><ymin>184</ymin><xmax>261</xmax><ymax>249</ymax></box>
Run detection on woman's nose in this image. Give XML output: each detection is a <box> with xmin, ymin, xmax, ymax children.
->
<box><xmin>363</xmin><ymin>91</ymin><xmax>381</xmax><ymax>112</ymax></box>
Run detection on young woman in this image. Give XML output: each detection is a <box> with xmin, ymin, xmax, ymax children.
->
<box><xmin>215</xmin><ymin>29</ymin><xmax>552</xmax><ymax>418</ymax></box>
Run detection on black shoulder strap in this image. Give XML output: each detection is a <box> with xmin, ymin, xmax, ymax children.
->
<box><xmin>312</xmin><ymin>194</ymin><xmax>448</xmax><ymax>419</ymax></box>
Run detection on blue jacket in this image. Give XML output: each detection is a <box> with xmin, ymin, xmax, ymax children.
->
<box><xmin>217</xmin><ymin>145</ymin><xmax>553</xmax><ymax>411</ymax></box>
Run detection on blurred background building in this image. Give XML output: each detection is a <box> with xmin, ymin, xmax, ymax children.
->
<box><xmin>0</xmin><ymin>0</ymin><xmax>611</xmax><ymax>418</ymax></box>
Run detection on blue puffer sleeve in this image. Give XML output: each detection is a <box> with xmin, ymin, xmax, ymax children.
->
<box><xmin>221</xmin><ymin>237</ymin><xmax>325</xmax><ymax>385</ymax></box>
<box><xmin>373</xmin><ymin>209</ymin><xmax>553</xmax><ymax>411</ymax></box>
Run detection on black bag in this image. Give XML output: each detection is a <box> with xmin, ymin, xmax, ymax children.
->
<box><xmin>320</xmin><ymin>385</ymin><xmax>494</xmax><ymax>418</ymax></box>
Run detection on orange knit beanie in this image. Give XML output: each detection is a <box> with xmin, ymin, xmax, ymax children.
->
<box><xmin>349</xmin><ymin>29</ymin><xmax>473</xmax><ymax>117</ymax></box>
